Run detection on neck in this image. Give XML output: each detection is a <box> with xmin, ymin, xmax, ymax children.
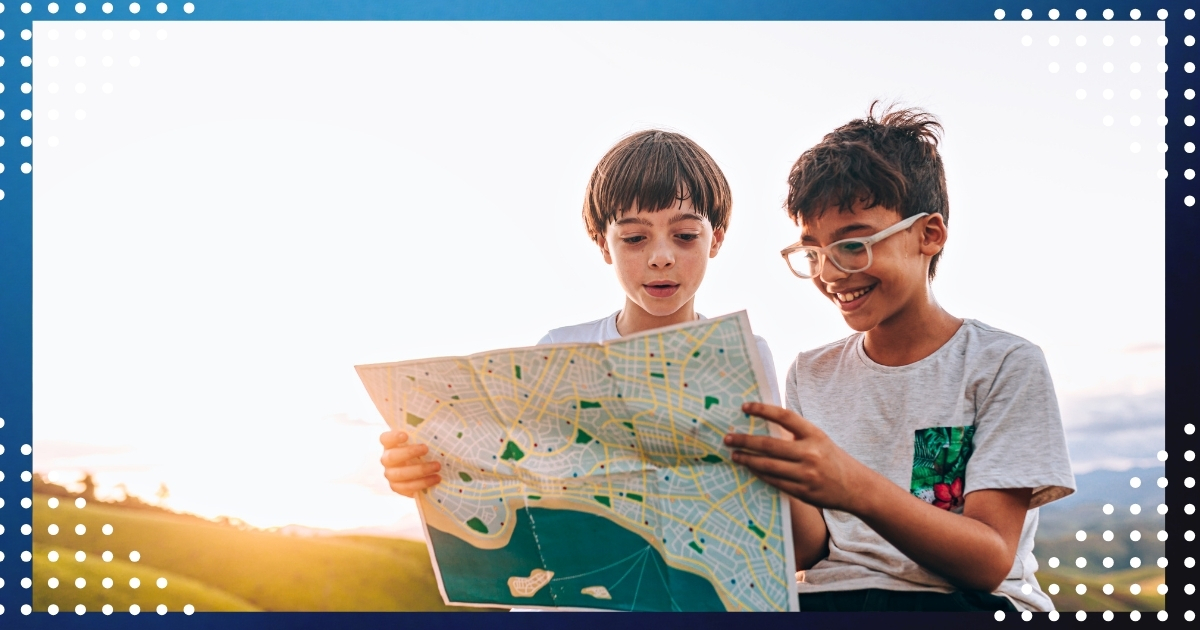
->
<box><xmin>862</xmin><ymin>285</ymin><xmax>962</xmax><ymax>367</ymax></box>
<box><xmin>615</xmin><ymin>298</ymin><xmax>698</xmax><ymax>336</ymax></box>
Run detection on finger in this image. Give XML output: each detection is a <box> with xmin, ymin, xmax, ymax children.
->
<box><xmin>731</xmin><ymin>450</ymin><xmax>807</xmax><ymax>481</ymax></box>
<box><xmin>389</xmin><ymin>474</ymin><xmax>442</xmax><ymax>497</ymax></box>
<box><xmin>740</xmin><ymin>402</ymin><xmax>818</xmax><ymax>439</ymax></box>
<box><xmin>754</xmin><ymin>471</ymin><xmax>816</xmax><ymax>503</ymax></box>
<box><xmin>380</xmin><ymin>443</ymin><xmax>429</xmax><ymax>467</ymax></box>
<box><xmin>379</xmin><ymin>430</ymin><xmax>410</xmax><ymax>448</ymax></box>
<box><xmin>384</xmin><ymin>461</ymin><xmax>442</xmax><ymax>482</ymax></box>
<box><xmin>723</xmin><ymin>433</ymin><xmax>799</xmax><ymax>459</ymax></box>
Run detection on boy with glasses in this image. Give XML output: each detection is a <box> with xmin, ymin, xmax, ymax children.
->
<box><xmin>726</xmin><ymin>105</ymin><xmax>1075</xmax><ymax>612</ymax></box>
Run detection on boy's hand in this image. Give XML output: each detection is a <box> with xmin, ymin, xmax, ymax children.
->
<box><xmin>725</xmin><ymin>402</ymin><xmax>870</xmax><ymax>513</ymax></box>
<box><xmin>379</xmin><ymin>430</ymin><xmax>442</xmax><ymax>498</ymax></box>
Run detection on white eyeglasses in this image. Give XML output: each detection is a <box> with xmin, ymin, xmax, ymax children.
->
<box><xmin>780</xmin><ymin>212</ymin><xmax>929</xmax><ymax>279</ymax></box>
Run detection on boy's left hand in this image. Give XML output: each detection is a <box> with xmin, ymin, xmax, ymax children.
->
<box><xmin>725</xmin><ymin>402</ymin><xmax>871</xmax><ymax>513</ymax></box>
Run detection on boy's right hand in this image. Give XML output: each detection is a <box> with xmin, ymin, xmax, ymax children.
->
<box><xmin>379</xmin><ymin>430</ymin><xmax>442</xmax><ymax>498</ymax></box>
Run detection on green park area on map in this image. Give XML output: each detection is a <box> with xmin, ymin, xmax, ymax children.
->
<box><xmin>356</xmin><ymin>312</ymin><xmax>798</xmax><ymax>611</ymax></box>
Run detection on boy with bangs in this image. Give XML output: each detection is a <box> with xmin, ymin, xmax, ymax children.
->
<box><xmin>725</xmin><ymin>105</ymin><xmax>1076</xmax><ymax>612</ymax></box>
<box><xmin>380</xmin><ymin>129</ymin><xmax>782</xmax><ymax>503</ymax></box>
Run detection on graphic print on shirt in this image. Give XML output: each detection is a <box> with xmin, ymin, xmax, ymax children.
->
<box><xmin>909</xmin><ymin>426</ymin><xmax>976</xmax><ymax>514</ymax></box>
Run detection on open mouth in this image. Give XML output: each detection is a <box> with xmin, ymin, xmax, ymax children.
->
<box><xmin>644</xmin><ymin>282</ymin><xmax>680</xmax><ymax>298</ymax></box>
<box><xmin>834</xmin><ymin>283</ymin><xmax>876</xmax><ymax>306</ymax></box>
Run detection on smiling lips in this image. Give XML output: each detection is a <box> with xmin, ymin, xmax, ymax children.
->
<box><xmin>644</xmin><ymin>281</ymin><xmax>680</xmax><ymax>298</ymax></box>
<box><xmin>833</xmin><ymin>283</ymin><xmax>877</xmax><ymax>310</ymax></box>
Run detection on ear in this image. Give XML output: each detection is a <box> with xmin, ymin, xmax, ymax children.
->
<box><xmin>709</xmin><ymin>227</ymin><xmax>725</xmax><ymax>259</ymax></box>
<box><xmin>918</xmin><ymin>213</ymin><xmax>948</xmax><ymax>257</ymax></box>
<box><xmin>598</xmin><ymin>235</ymin><xmax>614</xmax><ymax>265</ymax></box>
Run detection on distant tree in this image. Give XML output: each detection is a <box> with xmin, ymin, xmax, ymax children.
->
<box><xmin>32</xmin><ymin>473</ymin><xmax>73</xmax><ymax>498</ymax></box>
<box><xmin>80</xmin><ymin>473</ymin><xmax>97</xmax><ymax>502</ymax></box>
<box><xmin>156</xmin><ymin>483</ymin><xmax>170</xmax><ymax>504</ymax></box>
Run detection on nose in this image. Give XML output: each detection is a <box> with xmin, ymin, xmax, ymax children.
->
<box><xmin>817</xmin><ymin>252</ymin><xmax>849</xmax><ymax>288</ymax></box>
<box><xmin>648</xmin><ymin>239</ymin><xmax>675</xmax><ymax>269</ymax></box>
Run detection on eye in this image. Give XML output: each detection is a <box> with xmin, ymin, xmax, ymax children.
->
<box><xmin>834</xmin><ymin>241</ymin><xmax>867</xmax><ymax>254</ymax></box>
<box><xmin>676</xmin><ymin>233</ymin><xmax>700</xmax><ymax>242</ymax></box>
<box><xmin>621</xmin><ymin>235</ymin><xmax>646</xmax><ymax>245</ymax></box>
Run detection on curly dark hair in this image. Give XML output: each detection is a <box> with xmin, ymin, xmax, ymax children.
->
<box><xmin>786</xmin><ymin>102</ymin><xmax>948</xmax><ymax>278</ymax></box>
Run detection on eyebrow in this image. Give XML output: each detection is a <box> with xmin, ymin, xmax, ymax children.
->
<box><xmin>802</xmin><ymin>223</ymin><xmax>876</xmax><ymax>243</ymax></box>
<box><xmin>615</xmin><ymin>212</ymin><xmax>705</xmax><ymax>227</ymax></box>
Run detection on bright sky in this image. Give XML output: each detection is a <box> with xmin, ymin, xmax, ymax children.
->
<box><xmin>33</xmin><ymin>21</ymin><xmax>1165</xmax><ymax>532</ymax></box>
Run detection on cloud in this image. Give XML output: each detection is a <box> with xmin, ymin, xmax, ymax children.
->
<box><xmin>1058</xmin><ymin>390</ymin><xmax>1164</xmax><ymax>474</ymax></box>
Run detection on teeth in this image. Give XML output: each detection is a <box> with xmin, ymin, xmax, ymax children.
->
<box><xmin>836</xmin><ymin>286</ymin><xmax>874</xmax><ymax>302</ymax></box>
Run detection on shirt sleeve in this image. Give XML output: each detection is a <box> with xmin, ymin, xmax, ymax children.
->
<box><xmin>964</xmin><ymin>342</ymin><xmax>1076</xmax><ymax>509</ymax></box>
<box><xmin>753</xmin><ymin>335</ymin><xmax>783</xmax><ymax>407</ymax></box>
<box><xmin>536</xmin><ymin>332</ymin><xmax>553</xmax><ymax>346</ymax></box>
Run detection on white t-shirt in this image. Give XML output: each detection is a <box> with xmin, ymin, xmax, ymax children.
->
<box><xmin>786</xmin><ymin>319</ymin><xmax>1075</xmax><ymax>612</ymax></box>
<box><xmin>539</xmin><ymin>311</ymin><xmax>782</xmax><ymax>406</ymax></box>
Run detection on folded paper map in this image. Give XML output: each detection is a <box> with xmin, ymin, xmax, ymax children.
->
<box><xmin>356</xmin><ymin>312</ymin><xmax>798</xmax><ymax>611</ymax></box>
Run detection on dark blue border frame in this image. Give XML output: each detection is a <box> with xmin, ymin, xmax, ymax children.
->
<box><xmin>0</xmin><ymin>1</ymin><xmax>1192</xmax><ymax>627</ymax></box>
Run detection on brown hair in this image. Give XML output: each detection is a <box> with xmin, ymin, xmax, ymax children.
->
<box><xmin>785</xmin><ymin>103</ymin><xmax>949</xmax><ymax>278</ymax></box>
<box><xmin>583</xmin><ymin>130</ymin><xmax>732</xmax><ymax>245</ymax></box>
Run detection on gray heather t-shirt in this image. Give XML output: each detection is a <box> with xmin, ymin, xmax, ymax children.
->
<box><xmin>787</xmin><ymin>319</ymin><xmax>1075</xmax><ymax>612</ymax></box>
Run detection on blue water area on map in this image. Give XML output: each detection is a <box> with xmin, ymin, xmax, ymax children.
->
<box><xmin>428</xmin><ymin>507</ymin><xmax>725</xmax><ymax>611</ymax></box>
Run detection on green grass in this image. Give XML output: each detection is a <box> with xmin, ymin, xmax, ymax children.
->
<box><xmin>32</xmin><ymin>494</ymin><xmax>480</xmax><ymax>611</ymax></box>
<box><xmin>1037</xmin><ymin>566</ymin><xmax>1165</xmax><ymax>612</ymax></box>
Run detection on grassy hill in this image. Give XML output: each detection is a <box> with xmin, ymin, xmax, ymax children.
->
<box><xmin>1036</xmin><ymin>566</ymin><xmax>1164</xmax><ymax>612</ymax></box>
<box><xmin>31</xmin><ymin>494</ymin><xmax>480</xmax><ymax>612</ymax></box>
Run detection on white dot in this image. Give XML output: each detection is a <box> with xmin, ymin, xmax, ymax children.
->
<box><xmin>1076</xmin><ymin>530</ymin><xmax>1087</xmax><ymax>541</ymax></box>
<box><xmin>1189</xmin><ymin>531</ymin><xmax>1197</xmax><ymax>541</ymax></box>
<box><xmin>20</xmin><ymin>525</ymin><xmax>31</xmax><ymax>535</ymax></box>
<box><xmin>102</xmin><ymin>523</ymin><xmax>113</xmax><ymax>535</ymax></box>
<box><xmin>1075</xmin><ymin>8</ymin><xmax>1085</xmax><ymax>19</ymax></box>
<box><xmin>75</xmin><ymin>577</ymin><xmax>85</xmax><ymax>588</ymax></box>
<box><xmin>157</xmin><ymin>29</ymin><xmax>166</xmax><ymax>39</ymax></box>
<box><xmin>1188</xmin><ymin>585</ymin><xmax>1197</xmax><ymax>595</ymax></box>
<box><xmin>995</xmin><ymin>8</ymin><xmax>1005</xmax><ymax>19</ymax></box>
<box><xmin>1131</xmin><ymin>115</ymin><xmax>1142</xmax><ymax>126</ymax></box>
<box><xmin>1188</xmin><ymin>116</ymin><xmax>1197</xmax><ymax>127</ymax></box>
<box><xmin>1132</xmin><ymin>556</ymin><xmax>1143</xmax><ymax>568</ymax></box>
<box><xmin>184</xmin><ymin>604</ymin><xmax>195</xmax><ymax>615</ymax></box>
<box><xmin>20</xmin><ymin>137</ymin><xmax>30</xmax><ymax>148</ymax></box>
<box><xmin>130</xmin><ymin>605</ymin><xmax>140</xmax><ymax>615</ymax></box>
<box><xmin>1158</xmin><ymin>530</ymin><xmax>1168</xmax><ymax>541</ymax></box>
<box><xmin>1076</xmin><ymin>584</ymin><xmax>1087</xmax><ymax>595</ymax></box>
<box><xmin>1076</xmin><ymin>557</ymin><xmax>1087</xmax><ymax>568</ymax></box>
<box><xmin>103</xmin><ymin>28</ymin><xmax>112</xmax><ymax>39</ymax></box>
<box><xmin>1188</xmin><ymin>422</ymin><xmax>1197</xmax><ymax>433</ymax></box>
<box><xmin>1103</xmin><ymin>583</ymin><xmax>1115</xmax><ymax>594</ymax></box>
<box><xmin>21</xmin><ymin>2</ymin><xmax>30</xmax><ymax>13</ymax></box>
<box><xmin>1048</xmin><ymin>556</ymin><xmax>1060</xmax><ymax>568</ymax></box>
<box><xmin>1021</xmin><ymin>583</ymin><xmax>1032</xmax><ymax>595</ymax></box>
<box><xmin>75</xmin><ymin>82</ymin><xmax>86</xmax><ymax>94</ymax></box>
<box><xmin>48</xmin><ymin>605</ymin><xmax>59</xmax><ymax>616</ymax></box>
<box><xmin>130</xmin><ymin>28</ymin><xmax>140</xmax><ymax>39</ymax></box>
<box><xmin>1131</xmin><ymin>35</ymin><xmax>1142</xmax><ymax>46</ymax></box>
<box><xmin>48</xmin><ymin>578</ymin><xmax>59</xmax><ymax>588</ymax></box>
<box><xmin>1130</xmin><ymin>142</ymin><xmax>1141</xmax><ymax>153</ymax></box>
<box><xmin>1188</xmin><ymin>557</ymin><xmax>1197</xmax><ymax>567</ymax></box>
<box><xmin>1104</xmin><ymin>529</ymin><xmax>1115</xmax><ymax>541</ymax></box>
<box><xmin>1104</xmin><ymin>35</ymin><xmax>1114</xmax><ymax>46</ymax></box>
<box><xmin>157</xmin><ymin>605</ymin><xmax>168</xmax><ymax>615</ymax></box>
<box><xmin>102</xmin><ymin>577</ymin><xmax>113</xmax><ymax>588</ymax></box>
<box><xmin>130</xmin><ymin>577</ymin><xmax>141</xmax><ymax>588</ymax></box>
<box><xmin>75</xmin><ymin>523</ymin><xmax>86</xmax><ymax>534</ymax></box>
<box><xmin>20</xmin><ymin>110</ymin><xmax>31</xmax><ymax>121</ymax></box>
<box><xmin>1077</xmin><ymin>35</ymin><xmax>1087</xmax><ymax>46</ymax></box>
<box><xmin>1157</xmin><ymin>143</ymin><xmax>1168</xmax><ymax>153</ymax></box>
<box><xmin>157</xmin><ymin>577</ymin><xmax>168</xmax><ymax>588</ymax></box>
<box><xmin>1131</xmin><ymin>504</ymin><xmax>1142</xmax><ymax>514</ymax></box>
<box><xmin>1049</xmin><ymin>583</ymin><xmax>1060</xmax><ymax>594</ymax></box>
<box><xmin>1103</xmin><ymin>115</ymin><xmax>1114</xmax><ymax>126</ymax></box>
<box><xmin>1158</xmin><ymin>8</ymin><xmax>1168</xmax><ymax>19</ymax></box>
<box><xmin>102</xmin><ymin>56</ymin><xmax>112</xmax><ymax>66</ymax></box>
<box><xmin>130</xmin><ymin>550</ymin><xmax>141</xmax><ymax>562</ymax></box>
<box><xmin>1131</xmin><ymin>530</ymin><xmax>1142</xmax><ymax>541</ymax></box>
<box><xmin>1158</xmin><ymin>35</ymin><xmax>1169</xmax><ymax>45</ymax></box>
<box><xmin>1049</xmin><ymin>8</ymin><xmax>1060</xmax><ymax>20</ymax></box>
<box><xmin>1131</xmin><ymin>8</ymin><xmax>1142</xmax><ymax>19</ymax></box>
<box><xmin>1049</xmin><ymin>35</ymin><xmax>1060</xmax><ymax>46</ymax></box>
<box><xmin>20</xmin><ymin>497</ymin><xmax>31</xmax><ymax>508</ymax></box>
<box><xmin>1131</xmin><ymin>584</ymin><xmax>1142</xmax><ymax>594</ymax></box>
<box><xmin>103</xmin><ymin>604</ymin><xmax>112</xmax><ymax>615</ymax></box>
<box><xmin>48</xmin><ymin>83</ymin><xmax>59</xmax><ymax>94</ymax></box>
<box><xmin>1190</xmin><ymin>504</ymin><xmax>1198</xmax><ymax>514</ymax></box>
<box><xmin>1103</xmin><ymin>88</ymin><xmax>1114</xmax><ymax>99</ymax></box>
<box><xmin>1022</xmin><ymin>9</ymin><xmax>1032</xmax><ymax>19</ymax></box>
<box><xmin>1130</xmin><ymin>611</ymin><xmax>1142</xmax><ymax>621</ymax></box>
<box><xmin>102</xmin><ymin>550</ymin><xmax>113</xmax><ymax>562</ymax></box>
<box><xmin>49</xmin><ymin>2</ymin><xmax>59</xmax><ymax>13</ymax></box>
<box><xmin>1189</xmin><ymin>62</ymin><xmax>1198</xmax><ymax>73</ymax></box>
<box><xmin>1158</xmin><ymin>557</ymin><xmax>1168</xmax><ymax>568</ymax></box>
<box><xmin>103</xmin><ymin>2</ymin><xmax>111</xmax><ymax>12</ymax></box>
<box><xmin>20</xmin><ymin>578</ymin><xmax>30</xmax><ymax>588</ymax></box>
<box><xmin>1190</xmin><ymin>197</ymin><xmax>1198</xmax><ymax>208</ymax></box>
<box><xmin>1049</xmin><ymin>611</ymin><xmax>1059</xmax><ymax>621</ymax></box>
<box><xmin>1076</xmin><ymin>62</ymin><xmax>1087</xmax><ymax>73</ymax></box>
<box><xmin>1104</xmin><ymin>556</ymin><xmax>1114</xmax><ymax>567</ymax></box>
<box><xmin>1130</xmin><ymin>476</ymin><xmax>1141</xmax><ymax>488</ymax></box>
<box><xmin>1103</xmin><ymin>8</ymin><xmax>1114</xmax><ymax>19</ymax></box>
<box><xmin>156</xmin><ymin>1</ymin><xmax>165</xmax><ymax>12</ymax></box>
<box><xmin>1103</xmin><ymin>611</ymin><xmax>1114</xmax><ymax>621</ymax></box>
<box><xmin>75</xmin><ymin>497</ymin><xmax>86</xmax><ymax>508</ymax></box>
<box><xmin>20</xmin><ymin>470</ymin><xmax>30</xmax><ymax>481</ymax></box>
<box><xmin>74</xmin><ymin>550</ymin><xmax>84</xmax><ymax>561</ymax></box>
<box><xmin>1188</xmin><ymin>90</ymin><xmax>1197</xmax><ymax>100</ymax></box>
<box><xmin>129</xmin><ymin>1</ymin><xmax>139</xmax><ymax>12</ymax></box>
<box><xmin>1159</xmin><ymin>503</ymin><xmax>1168</xmax><ymax>514</ymax></box>
<box><xmin>1049</xmin><ymin>62</ymin><xmax>1060</xmax><ymax>73</ymax></box>
<box><xmin>1159</xmin><ymin>115</ymin><xmax>1169</xmax><ymax>126</ymax></box>
<box><xmin>1076</xmin><ymin>89</ymin><xmax>1087</xmax><ymax>99</ymax></box>
<box><xmin>1189</xmin><ymin>35</ymin><xmax>1197</xmax><ymax>46</ymax></box>
<box><xmin>1186</xmin><ymin>611</ymin><xmax>1196</xmax><ymax>623</ymax></box>
<box><xmin>1076</xmin><ymin>611</ymin><xmax>1086</xmax><ymax>621</ymax></box>
<box><xmin>75</xmin><ymin>109</ymin><xmax>86</xmax><ymax>121</ymax></box>
<box><xmin>48</xmin><ymin>524</ymin><xmax>59</xmax><ymax>535</ymax></box>
<box><xmin>995</xmin><ymin>611</ymin><xmax>1005</xmax><ymax>621</ymax></box>
<box><xmin>1022</xmin><ymin>35</ymin><xmax>1032</xmax><ymax>46</ymax></box>
<box><xmin>102</xmin><ymin>83</ymin><xmax>113</xmax><ymax>93</ymax></box>
<box><xmin>48</xmin><ymin>497</ymin><xmax>59</xmax><ymax>508</ymax></box>
<box><xmin>130</xmin><ymin>56</ymin><xmax>140</xmax><ymax>67</ymax></box>
<box><xmin>48</xmin><ymin>550</ymin><xmax>59</xmax><ymax>562</ymax></box>
<box><xmin>1158</xmin><ymin>476</ymin><xmax>1168</xmax><ymax>487</ymax></box>
<box><xmin>1189</xmin><ymin>9</ymin><xmax>1197</xmax><ymax>19</ymax></box>
<box><xmin>22</xmin><ymin>29</ymin><xmax>30</xmax><ymax>39</ymax></box>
